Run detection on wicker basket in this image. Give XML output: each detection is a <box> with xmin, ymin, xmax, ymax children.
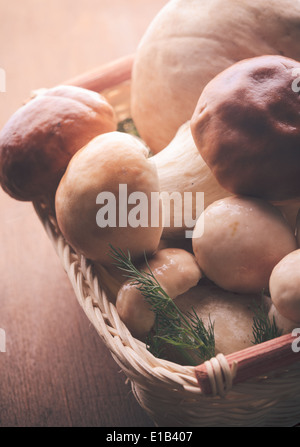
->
<box><xmin>33</xmin><ymin>55</ymin><xmax>300</xmax><ymax>427</ymax></box>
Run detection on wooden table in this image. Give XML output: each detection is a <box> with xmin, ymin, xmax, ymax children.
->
<box><xmin>0</xmin><ymin>0</ymin><xmax>167</xmax><ymax>427</ymax></box>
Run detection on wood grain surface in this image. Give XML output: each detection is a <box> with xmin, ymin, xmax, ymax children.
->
<box><xmin>0</xmin><ymin>0</ymin><xmax>168</xmax><ymax>427</ymax></box>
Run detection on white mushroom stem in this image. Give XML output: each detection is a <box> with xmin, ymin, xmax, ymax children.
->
<box><xmin>152</xmin><ymin>121</ymin><xmax>230</xmax><ymax>238</ymax></box>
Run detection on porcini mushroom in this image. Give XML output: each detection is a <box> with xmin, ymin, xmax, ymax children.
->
<box><xmin>269</xmin><ymin>249</ymin><xmax>300</xmax><ymax>323</ymax></box>
<box><xmin>115</xmin><ymin>248</ymin><xmax>202</xmax><ymax>339</ymax></box>
<box><xmin>192</xmin><ymin>196</ymin><xmax>297</xmax><ymax>294</ymax></box>
<box><xmin>55</xmin><ymin>131</ymin><xmax>163</xmax><ymax>267</ymax></box>
<box><xmin>148</xmin><ymin>119</ymin><xmax>298</xmax><ymax>239</ymax></box>
<box><xmin>191</xmin><ymin>55</ymin><xmax>300</xmax><ymax>202</ymax></box>
<box><xmin>0</xmin><ymin>85</ymin><xmax>117</xmax><ymax>201</ymax></box>
<box><xmin>152</xmin><ymin>121</ymin><xmax>229</xmax><ymax>238</ymax></box>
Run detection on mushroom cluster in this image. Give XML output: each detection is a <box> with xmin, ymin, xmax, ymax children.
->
<box><xmin>189</xmin><ymin>54</ymin><xmax>300</xmax><ymax>338</ymax></box>
<box><xmin>1</xmin><ymin>47</ymin><xmax>300</xmax><ymax>361</ymax></box>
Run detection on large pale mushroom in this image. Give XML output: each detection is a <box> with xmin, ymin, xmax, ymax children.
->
<box><xmin>55</xmin><ymin>131</ymin><xmax>163</xmax><ymax>267</ymax></box>
<box><xmin>192</xmin><ymin>196</ymin><xmax>297</xmax><ymax>294</ymax></box>
<box><xmin>131</xmin><ymin>0</ymin><xmax>300</xmax><ymax>153</ymax></box>
<box><xmin>175</xmin><ymin>280</ymin><xmax>262</xmax><ymax>356</ymax></box>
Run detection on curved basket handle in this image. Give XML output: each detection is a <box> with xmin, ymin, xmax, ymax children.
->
<box><xmin>63</xmin><ymin>53</ymin><xmax>134</xmax><ymax>92</ymax></box>
<box><xmin>195</xmin><ymin>332</ymin><xmax>300</xmax><ymax>396</ymax></box>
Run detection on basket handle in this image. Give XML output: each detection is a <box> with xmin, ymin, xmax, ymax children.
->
<box><xmin>63</xmin><ymin>53</ymin><xmax>135</xmax><ymax>92</ymax></box>
<box><xmin>195</xmin><ymin>331</ymin><xmax>300</xmax><ymax>396</ymax></box>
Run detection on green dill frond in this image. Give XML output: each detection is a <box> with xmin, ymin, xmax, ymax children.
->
<box><xmin>117</xmin><ymin>118</ymin><xmax>140</xmax><ymax>137</ymax></box>
<box><xmin>187</xmin><ymin>309</ymin><xmax>216</xmax><ymax>360</ymax></box>
<box><xmin>251</xmin><ymin>299</ymin><xmax>282</xmax><ymax>345</ymax></box>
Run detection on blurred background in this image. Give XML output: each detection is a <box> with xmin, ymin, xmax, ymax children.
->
<box><xmin>0</xmin><ymin>0</ymin><xmax>168</xmax><ymax>127</ymax></box>
<box><xmin>0</xmin><ymin>0</ymin><xmax>168</xmax><ymax>427</ymax></box>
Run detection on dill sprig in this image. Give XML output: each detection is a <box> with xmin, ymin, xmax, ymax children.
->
<box><xmin>110</xmin><ymin>245</ymin><xmax>215</xmax><ymax>365</ymax></box>
<box><xmin>251</xmin><ymin>298</ymin><xmax>282</xmax><ymax>345</ymax></box>
<box><xmin>117</xmin><ymin>118</ymin><xmax>140</xmax><ymax>137</ymax></box>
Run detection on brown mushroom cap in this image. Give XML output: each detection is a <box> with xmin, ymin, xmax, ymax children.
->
<box><xmin>191</xmin><ymin>55</ymin><xmax>300</xmax><ymax>202</ymax></box>
<box><xmin>0</xmin><ymin>85</ymin><xmax>117</xmax><ymax>201</ymax></box>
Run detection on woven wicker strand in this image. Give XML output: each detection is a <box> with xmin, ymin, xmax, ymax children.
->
<box><xmin>204</xmin><ymin>354</ymin><xmax>238</xmax><ymax>397</ymax></box>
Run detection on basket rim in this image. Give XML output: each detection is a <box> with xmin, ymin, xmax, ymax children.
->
<box><xmin>31</xmin><ymin>54</ymin><xmax>300</xmax><ymax>403</ymax></box>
